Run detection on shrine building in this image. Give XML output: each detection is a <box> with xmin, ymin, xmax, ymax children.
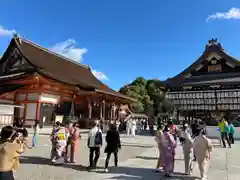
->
<box><xmin>0</xmin><ymin>36</ymin><xmax>134</xmax><ymax>128</ymax></box>
<box><xmin>161</xmin><ymin>39</ymin><xmax>240</xmax><ymax>125</ymax></box>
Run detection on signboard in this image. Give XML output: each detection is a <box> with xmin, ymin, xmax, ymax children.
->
<box><xmin>40</xmin><ymin>93</ymin><xmax>60</xmax><ymax>104</ymax></box>
<box><xmin>208</xmin><ymin>64</ymin><xmax>221</xmax><ymax>72</ymax></box>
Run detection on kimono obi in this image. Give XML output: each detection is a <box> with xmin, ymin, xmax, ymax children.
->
<box><xmin>55</xmin><ymin>128</ymin><xmax>66</xmax><ymax>140</ymax></box>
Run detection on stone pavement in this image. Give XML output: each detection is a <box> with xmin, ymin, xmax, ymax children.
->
<box><xmin>15</xmin><ymin>134</ymin><xmax>240</xmax><ymax>180</ymax></box>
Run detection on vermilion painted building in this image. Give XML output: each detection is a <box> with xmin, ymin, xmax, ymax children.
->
<box><xmin>0</xmin><ymin>36</ymin><xmax>133</xmax><ymax>128</ymax></box>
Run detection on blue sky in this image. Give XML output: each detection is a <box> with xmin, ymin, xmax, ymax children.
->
<box><xmin>1</xmin><ymin>1</ymin><xmax>240</xmax><ymax>90</ymax></box>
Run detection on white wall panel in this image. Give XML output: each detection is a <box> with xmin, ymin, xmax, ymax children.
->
<box><xmin>16</xmin><ymin>94</ymin><xmax>26</xmax><ymax>101</ymax></box>
<box><xmin>0</xmin><ymin>115</ymin><xmax>13</xmax><ymax>125</ymax></box>
<box><xmin>28</xmin><ymin>93</ymin><xmax>39</xmax><ymax>101</ymax></box>
<box><xmin>0</xmin><ymin>105</ymin><xmax>14</xmax><ymax>115</ymax></box>
<box><xmin>26</xmin><ymin>103</ymin><xmax>37</xmax><ymax>119</ymax></box>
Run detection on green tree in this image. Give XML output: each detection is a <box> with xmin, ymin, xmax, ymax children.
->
<box><xmin>119</xmin><ymin>77</ymin><xmax>174</xmax><ymax>116</ymax></box>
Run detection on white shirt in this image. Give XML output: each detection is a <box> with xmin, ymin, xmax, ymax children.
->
<box><xmin>88</xmin><ymin>126</ymin><xmax>102</xmax><ymax>148</ymax></box>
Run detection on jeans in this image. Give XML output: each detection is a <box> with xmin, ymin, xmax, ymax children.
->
<box><xmin>32</xmin><ymin>134</ymin><xmax>37</xmax><ymax>147</ymax></box>
<box><xmin>89</xmin><ymin>147</ymin><xmax>100</xmax><ymax>167</ymax></box>
<box><xmin>105</xmin><ymin>152</ymin><xmax>118</xmax><ymax>168</ymax></box>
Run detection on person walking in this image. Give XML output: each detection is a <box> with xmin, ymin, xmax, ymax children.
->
<box><xmin>65</xmin><ymin>123</ymin><xmax>79</xmax><ymax>163</ymax></box>
<box><xmin>51</xmin><ymin>122</ymin><xmax>68</xmax><ymax>164</ymax></box>
<box><xmin>32</xmin><ymin>122</ymin><xmax>39</xmax><ymax>148</ymax></box>
<box><xmin>161</xmin><ymin>125</ymin><xmax>177</xmax><ymax>177</ymax></box>
<box><xmin>218</xmin><ymin>117</ymin><xmax>231</xmax><ymax>148</ymax></box>
<box><xmin>180</xmin><ymin>123</ymin><xmax>193</xmax><ymax>175</ymax></box>
<box><xmin>87</xmin><ymin>120</ymin><xmax>103</xmax><ymax>170</ymax></box>
<box><xmin>228</xmin><ymin>122</ymin><xmax>235</xmax><ymax>144</ymax></box>
<box><xmin>131</xmin><ymin>118</ymin><xmax>137</xmax><ymax>136</ymax></box>
<box><xmin>154</xmin><ymin>125</ymin><xmax>163</xmax><ymax>172</ymax></box>
<box><xmin>126</xmin><ymin>119</ymin><xmax>132</xmax><ymax>136</ymax></box>
<box><xmin>104</xmin><ymin>123</ymin><xmax>121</xmax><ymax>172</ymax></box>
<box><xmin>193</xmin><ymin>128</ymin><xmax>213</xmax><ymax>180</ymax></box>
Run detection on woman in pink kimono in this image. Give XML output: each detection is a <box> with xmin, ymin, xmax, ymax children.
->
<box><xmin>161</xmin><ymin>126</ymin><xmax>177</xmax><ymax>177</ymax></box>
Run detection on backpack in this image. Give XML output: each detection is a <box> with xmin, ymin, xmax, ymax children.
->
<box><xmin>95</xmin><ymin>128</ymin><xmax>102</xmax><ymax>146</ymax></box>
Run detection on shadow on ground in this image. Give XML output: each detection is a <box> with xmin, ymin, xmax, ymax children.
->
<box><xmin>135</xmin><ymin>156</ymin><xmax>158</xmax><ymax>160</ymax></box>
<box><xmin>20</xmin><ymin>156</ymin><xmax>199</xmax><ymax>179</ymax></box>
<box><xmin>95</xmin><ymin>166</ymin><xmax>199</xmax><ymax>180</ymax></box>
<box><xmin>20</xmin><ymin>156</ymin><xmax>88</xmax><ymax>171</ymax></box>
<box><xmin>122</xmin><ymin>143</ymin><xmax>154</xmax><ymax>148</ymax></box>
<box><xmin>135</xmin><ymin>156</ymin><xmax>184</xmax><ymax>161</ymax></box>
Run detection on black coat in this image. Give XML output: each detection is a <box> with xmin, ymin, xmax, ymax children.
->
<box><xmin>104</xmin><ymin>130</ymin><xmax>121</xmax><ymax>153</ymax></box>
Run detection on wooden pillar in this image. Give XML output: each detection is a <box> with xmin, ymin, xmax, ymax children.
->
<box><xmin>87</xmin><ymin>98</ymin><xmax>92</xmax><ymax>119</ymax></box>
<box><xmin>184</xmin><ymin>111</ymin><xmax>187</xmax><ymax>122</ymax></box>
<box><xmin>99</xmin><ymin>101</ymin><xmax>103</xmax><ymax>119</ymax></box>
<box><xmin>113</xmin><ymin>104</ymin><xmax>116</xmax><ymax>120</ymax></box>
<box><xmin>23</xmin><ymin>93</ymin><xmax>28</xmax><ymax>125</ymax></box>
<box><xmin>208</xmin><ymin>110</ymin><xmax>211</xmax><ymax>125</ymax></box>
<box><xmin>102</xmin><ymin>100</ymin><xmax>106</xmax><ymax>120</ymax></box>
<box><xmin>204</xmin><ymin>111</ymin><xmax>208</xmax><ymax>124</ymax></box>
<box><xmin>117</xmin><ymin>106</ymin><xmax>120</xmax><ymax>120</ymax></box>
<box><xmin>36</xmin><ymin>102</ymin><xmax>41</xmax><ymax>122</ymax></box>
<box><xmin>188</xmin><ymin>111</ymin><xmax>191</xmax><ymax>124</ymax></box>
<box><xmin>110</xmin><ymin>103</ymin><xmax>113</xmax><ymax>120</ymax></box>
<box><xmin>177</xmin><ymin>109</ymin><xmax>180</xmax><ymax>122</ymax></box>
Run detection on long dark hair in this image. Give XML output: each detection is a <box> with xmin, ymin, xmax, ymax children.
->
<box><xmin>0</xmin><ymin>126</ymin><xmax>15</xmax><ymax>141</ymax></box>
<box><xmin>163</xmin><ymin>125</ymin><xmax>170</xmax><ymax>133</ymax></box>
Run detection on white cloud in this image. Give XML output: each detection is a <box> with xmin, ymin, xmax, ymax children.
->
<box><xmin>50</xmin><ymin>39</ymin><xmax>87</xmax><ymax>62</ymax></box>
<box><xmin>50</xmin><ymin>39</ymin><xmax>108</xmax><ymax>81</ymax></box>
<box><xmin>0</xmin><ymin>25</ymin><xmax>16</xmax><ymax>36</ymax></box>
<box><xmin>91</xmin><ymin>69</ymin><xmax>108</xmax><ymax>80</ymax></box>
<box><xmin>207</xmin><ymin>7</ymin><xmax>240</xmax><ymax>21</ymax></box>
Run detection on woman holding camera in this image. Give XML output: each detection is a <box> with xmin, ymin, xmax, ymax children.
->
<box><xmin>0</xmin><ymin>126</ymin><xmax>25</xmax><ymax>180</ymax></box>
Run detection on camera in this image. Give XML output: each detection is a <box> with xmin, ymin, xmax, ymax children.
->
<box><xmin>9</xmin><ymin>128</ymin><xmax>28</xmax><ymax>143</ymax></box>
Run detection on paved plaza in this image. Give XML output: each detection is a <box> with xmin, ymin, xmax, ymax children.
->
<box><xmin>15</xmin><ymin>132</ymin><xmax>240</xmax><ymax>180</ymax></box>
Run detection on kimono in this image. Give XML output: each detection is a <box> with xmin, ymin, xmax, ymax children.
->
<box><xmin>193</xmin><ymin>134</ymin><xmax>212</xmax><ymax>179</ymax></box>
<box><xmin>161</xmin><ymin>131</ymin><xmax>177</xmax><ymax>175</ymax></box>
<box><xmin>65</xmin><ymin>127</ymin><xmax>78</xmax><ymax>162</ymax></box>
<box><xmin>51</xmin><ymin>127</ymin><xmax>67</xmax><ymax>162</ymax></box>
<box><xmin>181</xmin><ymin>130</ymin><xmax>193</xmax><ymax>174</ymax></box>
<box><xmin>155</xmin><ymin>130</ymin><xmax>163</xmax><ymax>170</ymax></box>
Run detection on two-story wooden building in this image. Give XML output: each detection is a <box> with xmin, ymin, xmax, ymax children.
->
<box><xmin>161</xmin><ymin>39</ymin><xmax>240</xmax><ymax>125</ymax></box>
<box><xmin>0</xmin><ymin>36</ymin><xmax>133</xmax><ymax>128</ymax></box>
